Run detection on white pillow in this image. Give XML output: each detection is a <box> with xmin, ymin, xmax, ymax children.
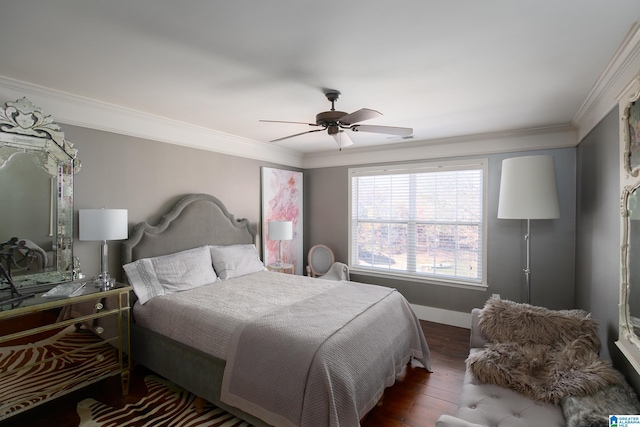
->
<box><xmin>123</xmin><ymin>245</ymin><xmax>217</xmax><ymax>304</ymax></box>
<box><xmin>209</xmin><ymin>244</ymin><xmax>265</xmax><ymax>280</ymax></box>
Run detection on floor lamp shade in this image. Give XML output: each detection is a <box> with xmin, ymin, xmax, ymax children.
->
<box><xmin>498</xmin><ymin>155</ymin><xmax>560</xmax><ymax>220</ymax></box>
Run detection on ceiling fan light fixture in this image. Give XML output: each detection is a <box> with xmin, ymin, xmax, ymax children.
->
<box><xmin>332</xmin><ymin>129</ymin><xmax>354</xmax><ymax>150</ymax></box>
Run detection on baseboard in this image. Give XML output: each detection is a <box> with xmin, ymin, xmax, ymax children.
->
<box><xmin>410</xmin><ymin>304</ymin><xmax>471</xmax><ymax>329</ymax></box>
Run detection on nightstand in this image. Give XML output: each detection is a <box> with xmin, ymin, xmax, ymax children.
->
<box><xmin>267</xmin><ymin>263</ymin><xmax>295</xmax><ymax>274</ymax></box>
<box><xmin>0</xmin><ymin>281</ymin><xmax>131</xmax><ymax>421</ymax></box>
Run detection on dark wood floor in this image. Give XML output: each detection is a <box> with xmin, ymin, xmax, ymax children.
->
<box><xmin>0</xmin><ymin>321</ymin><xmax>469</xmax><ymax>427</ymax></box>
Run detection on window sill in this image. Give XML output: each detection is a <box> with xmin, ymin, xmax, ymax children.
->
<box><xmin>349</xmin><ymin>267</ymin><xmax>488</xmax><ymax>291</ymax></box>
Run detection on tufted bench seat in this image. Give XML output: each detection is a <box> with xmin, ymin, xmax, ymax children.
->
<box><xmin>436</xmin><ymin>308</ymin><xmax>565</xmax><ymax>427</ymax></box>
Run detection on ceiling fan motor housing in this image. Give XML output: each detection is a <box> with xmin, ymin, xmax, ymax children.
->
<box><xmin>316</xmin><ymin>110</ymin><xmax>348</xmax><ymax>126</ymax></box>
<box><xmin>327</xmin><ymin>125</ymin><xmax>340</xmax><ymax>135</ymax></box>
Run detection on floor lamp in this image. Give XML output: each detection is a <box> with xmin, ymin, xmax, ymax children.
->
<box><xmin>497</xmin><ymin>155</ymin><xmax>560</xmax><ymax>304</ymax></box>
<box><xmin>268</xmin><ymin>220</ymin><xmax>293</xmax><ymax>268</ymax></box>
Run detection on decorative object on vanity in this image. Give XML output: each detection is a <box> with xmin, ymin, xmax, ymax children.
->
<box><xmin>618</xmin><ymin>72</ymin><xmax>640</xmax><ymax>375</ymax></box>
<box><xmin>41</xmin><ymin>281</ymin><xmax>86</xmax><ymax>298</ymax></box>
<box><xmin>261</xmin><ymin>167</ymin><xmax>303</xmax><ymax>274</ymax></box>
<box><xmin>260</xmin><ymin>89</ymin><xmax>413</xmax><ymax>149</ymax></box>
<box><xmin>79</xmin><ymin>208</ymin><xmax>128</xmax><ymax>290</ymax></box>
<box><xmin>0</xmin><ymin>97</ymin><xmax>80</xmax><ymax>289</ymax></box>
<box><xmin>497</xmin><ymin>155</ymin><xmax>560</xmax><ymax>304</ymax></box>
<box><xmin>0</xmin><ymin>238</ymin><xmax>38</xmax><ymax>306</ymax></box>
<box><xmin>77</xmin><ymin>375</ymin><xmax>249</xmax><ymax>427</ymax></box>
<box><xmin>267</xmin><ymin>220</ymin><xmax>292</xmax><ymax>268</ymax></box>
<box><xmin>306</xmin><ymin>244</ymin><xmax>350</xmax><ymax>281</ymax></box>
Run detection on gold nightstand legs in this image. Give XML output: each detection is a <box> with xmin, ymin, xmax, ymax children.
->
<box><xmin>121</xmin><ymin>370</ymin><xmax>130</xmax><ymax>396</ymax></box>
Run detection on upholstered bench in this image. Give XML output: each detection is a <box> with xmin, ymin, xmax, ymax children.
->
<box><xmin>436</xmin><ymin>308</ymin><xmax>565</xmax><ymax>427</ymax></box>
<box><xmin>437</xmin><ymin>301</ymin><xmax>640</xmax><ymax>427</ymax></box>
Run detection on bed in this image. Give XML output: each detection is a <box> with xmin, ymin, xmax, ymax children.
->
<box><xmin>121</xmin><ymin>193</ymin><xmax>431</xmax><ymax>427</ymax></box>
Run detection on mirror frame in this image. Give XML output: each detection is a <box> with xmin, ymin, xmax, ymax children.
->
<box><xmin>618</xmin><ymin>72</ymin><xmax>640</xmax><ymax>373</ymax></box>
<box><xmin>0</xmin><ymin>97</ymin><xmax>80</xmax><ymax>288</ymax></box>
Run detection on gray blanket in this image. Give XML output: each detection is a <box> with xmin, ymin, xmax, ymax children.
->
<box><xmin>220</xmin><ymin>281</ymin><xmax>431</xmax><ymax>427</ymax></box>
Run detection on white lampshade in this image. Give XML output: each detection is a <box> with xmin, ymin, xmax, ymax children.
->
<box><xmin>79</xmin><ymin>209</ymin><xmax>128</xmax><ymax>241</ymax></box>
<box><xmin>498</xmin><ymin>155</ymin><xmax>560</xmax><ymax>220</ymax></box>
<box><xmin>268</xmin><ymin>221</ymin><xmax>293</xmax><ymax>241</ymax></box>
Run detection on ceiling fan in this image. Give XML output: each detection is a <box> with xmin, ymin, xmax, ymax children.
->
<box><xmin>260</xmin><ymin>90</ymin><xmax>413</xmax><ymax>149</ymax></box>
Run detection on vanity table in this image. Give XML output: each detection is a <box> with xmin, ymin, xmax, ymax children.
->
<box><xmin>0</xmin><ymin>282</ymin><xmax>131</xmax><ymax>420</ymax></box>
<box><xmin>0</xmin><ymin>283</ymin><xmax>131</xmax><ymax>420</ymax></box>
<box><xmin>0</xmin><ymin>97</ymin><xmax>130</xmax><ymax>421</ymax></box>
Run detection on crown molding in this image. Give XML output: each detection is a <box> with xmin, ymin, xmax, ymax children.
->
<box><xmin>302</xmin><ymin>125</ymin><xmax>578</xmax><ymax>169</ymax></box>
<box><xmin>573</xmin><ymin>22</ymin><xmax>640</xmax><ymax>142</ymax></box>
<box><xmin>0</xmin><ymin>76</ymin><xmax>305</xmax><ymax>168</ymax></box>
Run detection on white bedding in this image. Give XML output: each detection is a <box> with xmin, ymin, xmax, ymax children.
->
<box><xmin>221</xmin><ymin>281</ymin><xmax>431</xmax><ymax>427</ymax></box>
<box><xmin>134</xmin><ymin>270</ymin><xmax>432</xmax><ymax>426</ymax></box>
<box><xmin>133</xmin><ymin>270</ymin><xmax>340</xmax><ymax>359</ymax></box>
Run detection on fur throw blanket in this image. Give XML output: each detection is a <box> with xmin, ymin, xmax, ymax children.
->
<box><xmin>562</xmin><ymin>381</ymin><xmax>640</xmax><ymax>427</ymax></box>
<box><xmin>467</xmin><ymin>298</ymin><xmax>621</xmax><ymax>405</ymax></box>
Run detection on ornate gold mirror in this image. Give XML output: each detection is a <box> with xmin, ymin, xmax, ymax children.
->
<box><xmin>618</xmin><ymin>73</ymin><xmax>640</xmax><ymax>373</ymax></box>
<box><xmin>0</xmin><ymin>98</ymin><xmax>80</xmax><ymax>295</ymax></box>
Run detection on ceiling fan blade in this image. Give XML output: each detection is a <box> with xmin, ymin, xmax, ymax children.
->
<box><xmin>270</xmin><ymin>128</ymin><xmax>325</xmax><ymax>142</ymax></box>
<box><xmin>260</xmin><ymin>119</ymin><xmax>319</xmax><ymax>126</ymax></box>
<box><xmin>338</xmin><ymin>108</ymin><xmax>382</xmax><ymax>125</ymax></box>
<box><xmin>331</xmin><ymin>130</ymin><xmax>354</xmax><ymax>148</ymax></box>
<box><xmin>351</xmin><ymin>124</ymin><xmax>413</xmax><ymax>136</ymax></box>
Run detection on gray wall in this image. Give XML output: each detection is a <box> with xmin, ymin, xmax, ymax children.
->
<box><xmin>64</xmin><ymin>124</ymin><xmax>297</xmax><ymax>282</ymax></box>
<box><xmin>575</xmin><ymin>107</ymin><xmax>640</xmax><ymax>389</ymax></box>
<box><xmin>47</xmin><ymin>110</ymin><xmax>640</xmax><ymax>388</ymax></box>
<box><xmin>305</xmin><ymin>147</ymin><xmax>577</xmax><ymax>313</ymax></box>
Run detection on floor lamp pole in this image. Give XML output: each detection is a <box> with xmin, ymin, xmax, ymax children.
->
<box><xmin>524</xmin><ymin>219</ymin><xmax>531</xmax><ymax>304</ymax></box>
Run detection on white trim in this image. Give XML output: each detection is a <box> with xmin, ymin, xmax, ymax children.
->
<box><xmin>410</xmin><ymin>304</ymin><xmax>471</xmax><ymax>329</ymax></box>
<box><xmin>0</xmin><ymin>76</ymin><xmax>577</xmax><ymax>169</ymax></box>
<box><xmin>304</xmin><ymin>125</ymin><xmax>577</xmax><ymax>169</ymax></box>
<box><xmin>573</xmin><ymin>22</ymin><xmax>640</xmax><ymax>142</ymax></box>
<box><xmin>0</xmin><ymin>76</ymin><xmax>305</xmax><ymax>168</ymax></box>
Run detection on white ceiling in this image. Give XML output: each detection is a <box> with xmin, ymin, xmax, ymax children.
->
<box><xmin>2</xmin><ymin>1</ymin><xmax>640</xmax><ymax>158</ymax></box>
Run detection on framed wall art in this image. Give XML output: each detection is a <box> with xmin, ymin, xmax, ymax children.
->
<box><xmin>261</xmin><ymin>167</ymin><xmax>303</xmax><ymax>274</ymax></box>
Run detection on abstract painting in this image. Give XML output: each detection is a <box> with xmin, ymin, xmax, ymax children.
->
<box><xmin>261</xmin><ymin>167</ymin><xmax>303</xmax><ymax>274</ymax></box>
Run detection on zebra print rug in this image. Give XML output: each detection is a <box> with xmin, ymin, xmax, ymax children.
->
<box><xmin>0</xmin><ymin>325</ymin><xmax>118</xmax><ymax>420</ymax></box>
<box><xmin>77</xmin><ymin>375</ymin><xmax>253</xmax><ymax>427</ymax></box>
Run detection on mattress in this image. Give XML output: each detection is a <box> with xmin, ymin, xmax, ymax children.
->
<box><xmin>132</xmin><ymin>270</ymin><xmax>340</xmax><ymax>359</ymax></box>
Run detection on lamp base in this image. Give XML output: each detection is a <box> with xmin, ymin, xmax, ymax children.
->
<box><xmin>96</xmin><ymin>240</ymin><xmax>115</xmax><ymax>291</ymax></box>
<box><xmin>274</xmin><ymin>240</ymin><xmax>284</xmax><ymax>269</ymax></box>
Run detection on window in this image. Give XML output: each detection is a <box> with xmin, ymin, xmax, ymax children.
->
<box><xmin>349</xmin><ymin>159</ymin><xmax>487</xmax><ymax>287</ymax></box>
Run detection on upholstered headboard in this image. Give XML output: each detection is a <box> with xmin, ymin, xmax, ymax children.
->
<box><xmin>121</xmin><ymin>194</ymin><xmax>256</xmax><ymax>270</ymax></box>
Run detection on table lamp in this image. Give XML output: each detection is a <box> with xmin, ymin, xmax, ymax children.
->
<box><xmin>268</xmin><ymin>220</ymin><xmax>293</xmax><ymax>268</ymax></box>
<box><xmin>79</xmin><ymin>208</ymin><xmax>128</xmax><ymax>290</ymax></box>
